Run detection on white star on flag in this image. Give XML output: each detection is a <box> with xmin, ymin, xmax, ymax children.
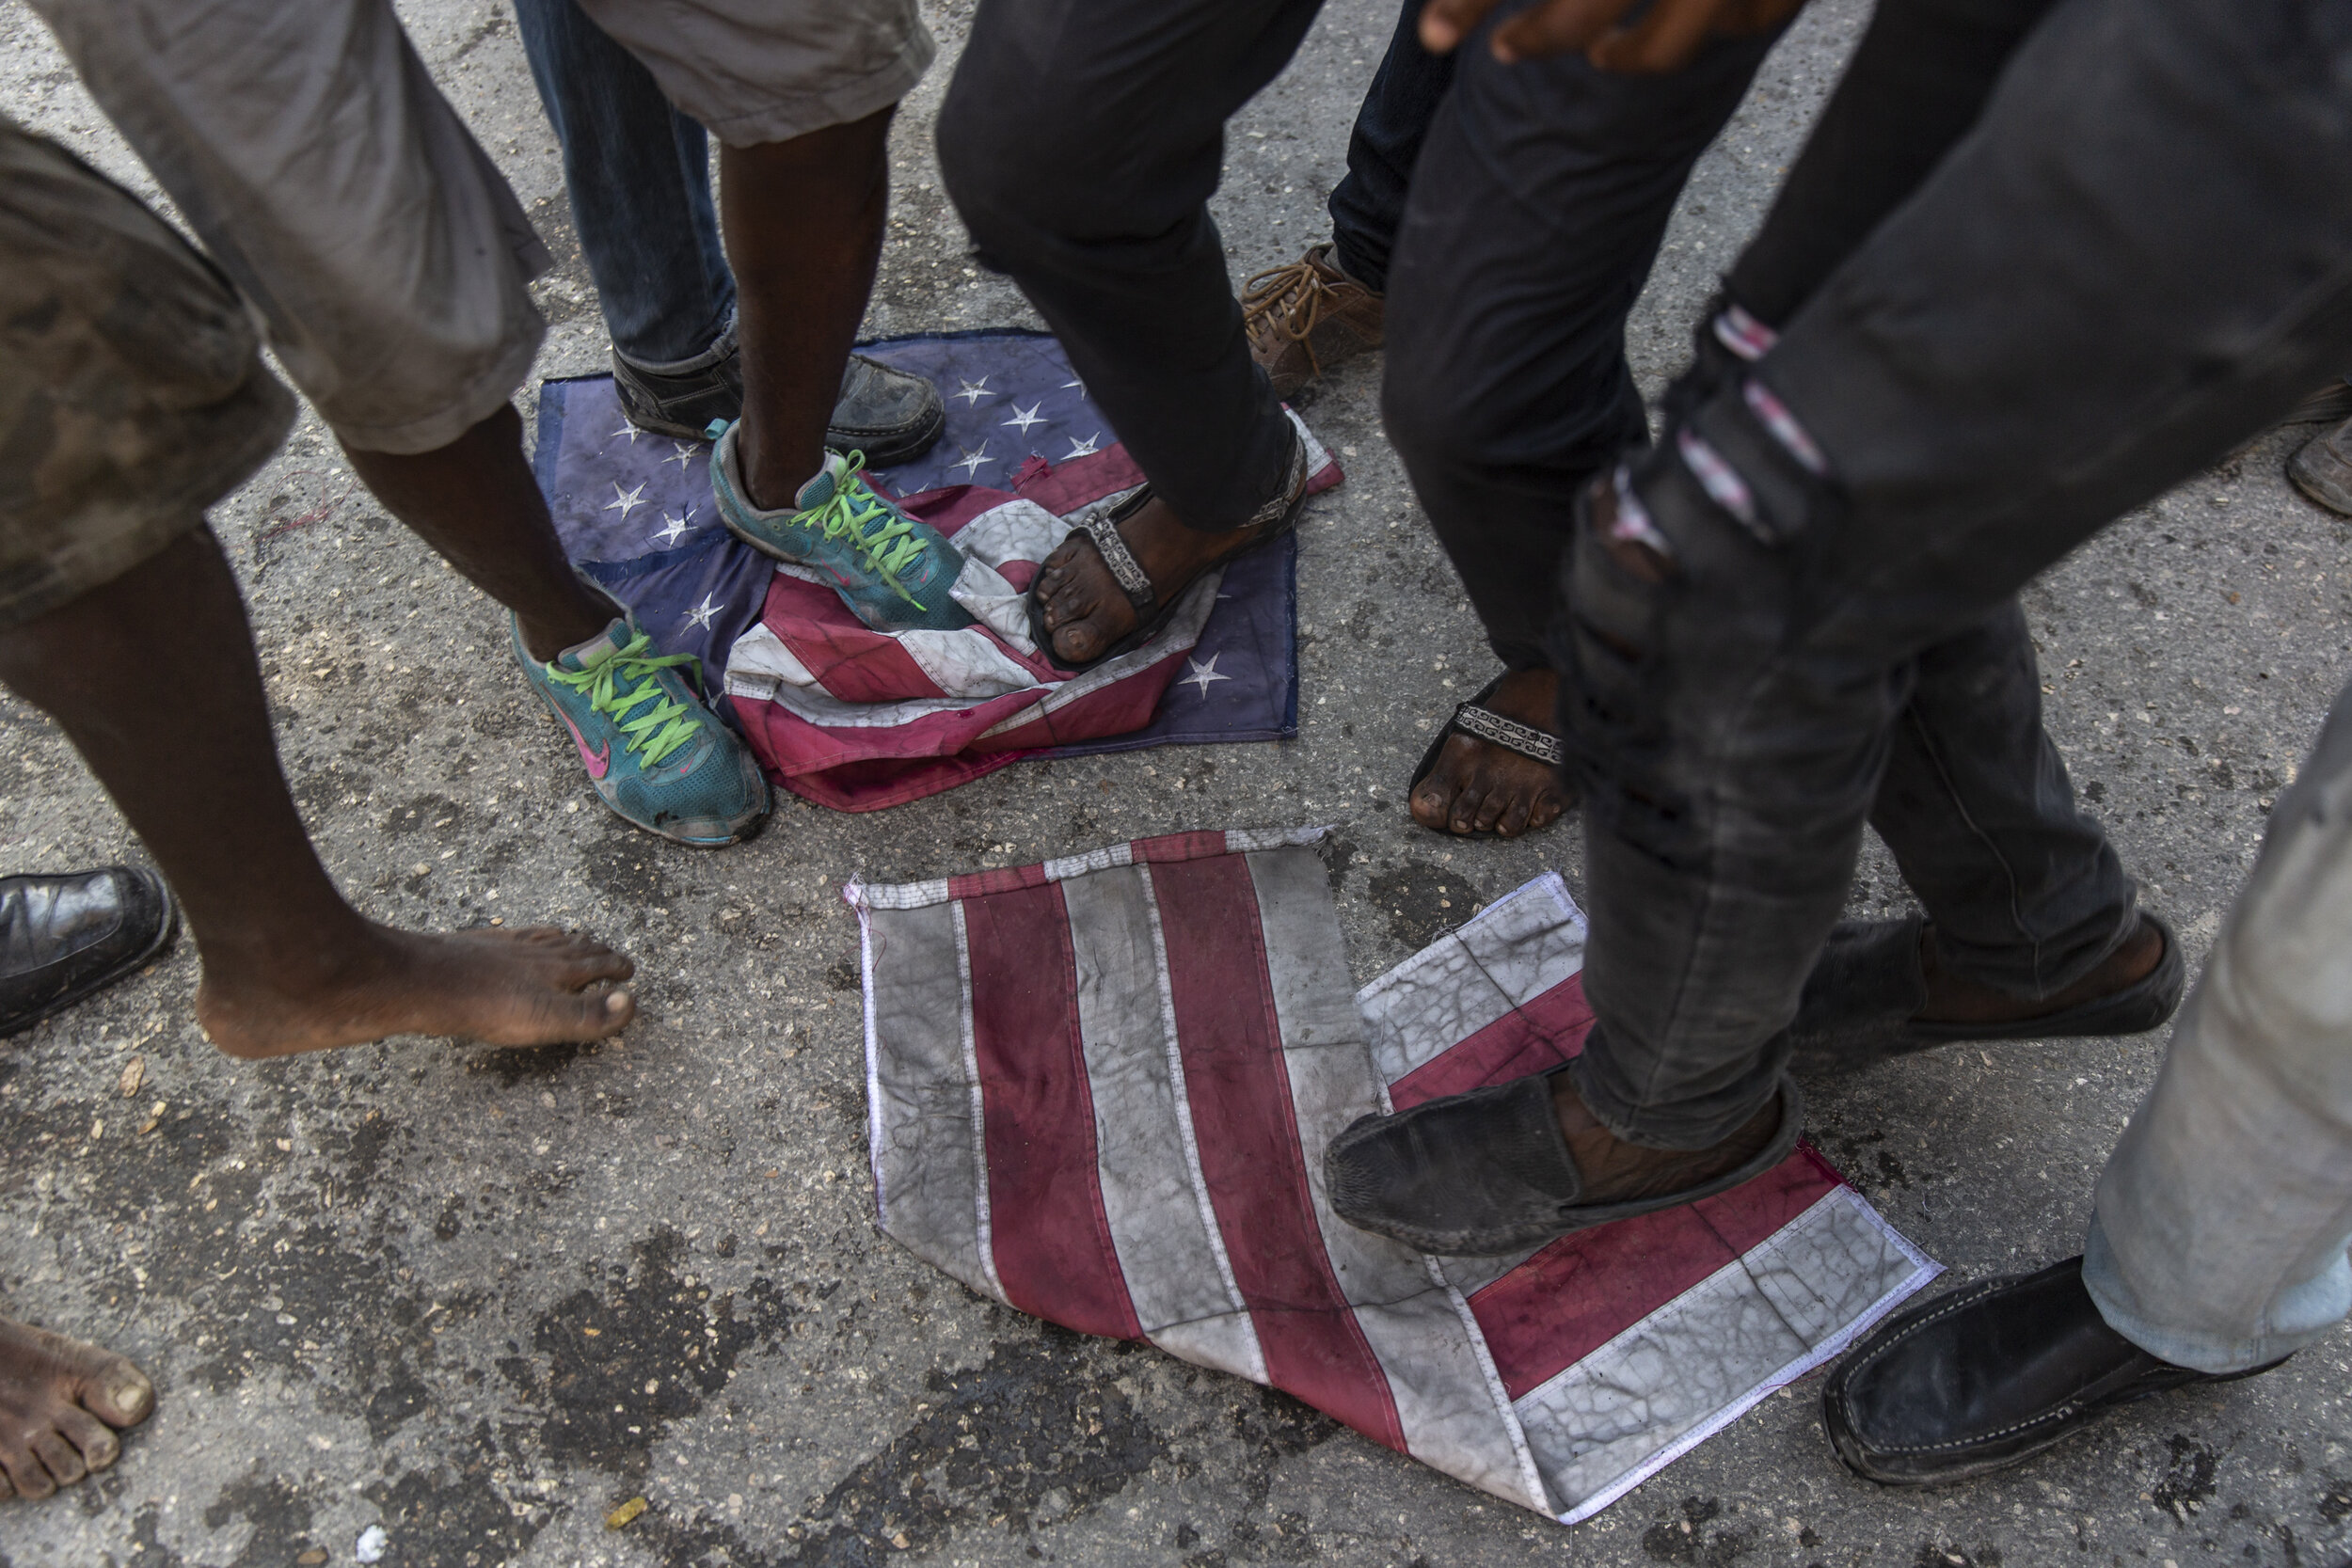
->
<box><xmin>604</xmin><ymin>481</ymin><xmax>648</xmax><ymax>519</ymax></box>
<box><xmin>608</xmin><ymin>422</ymin><xmax>644</xmax><ymax>445</ymax></box>
<box><xmin>652</xmin><ymin>509</ymin><xmax>694</xmax><ymax>547</ymax></box>
<box><xmin>1002</xmin><ymin>402</ymin><xmax>1046</xmax><ymax>435</ymax></box>
<box><xmin>953</xmin><ymin>377</ymin><xmax>993</xmax><ymax>405</ymax></box>
<box><xmin>664</xmin><ymin>441</ymin><xmax>698</xmax><ymax>470</ymax></box>
<box><xmin>1061</xmin><ymin>376</ymin><xmax>1086</xmax><ymax>396</ymax></box>
<box><xmin>1063</xmin><ymin>433</ymin><xmax>1102</xmax><ymax>460</ymax></box>
<box><xmin>684</xmin><ymin>594</ymin><xmax>722</xmax><ymax>631</ymax></box>
<box><xmin>951</xmin><ymin>443</ymin><xmax>994</xmax><ymax>479</ymax></box>
<box><xmin>1180</xmin><ymin>654</ymin><xmax>1232</xmax><ymax>698</ymax></box>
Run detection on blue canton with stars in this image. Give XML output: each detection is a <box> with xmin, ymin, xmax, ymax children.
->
<box><xmin>532</xmin><ymin>329</ymin><xmax>1297</xmax><ymax>756</ymax></box>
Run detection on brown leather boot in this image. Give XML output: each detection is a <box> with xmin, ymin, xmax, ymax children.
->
<box><xmin>1240</xmin><ymin>244</ymin><xmax>1386</xmax><ymax>401</ymax></box>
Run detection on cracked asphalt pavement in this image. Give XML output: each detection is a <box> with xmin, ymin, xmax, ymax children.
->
<box><xmin>1</xmin><ymin>0</ymin><xmax>2348</xmax><ymax>1563</ymax></box>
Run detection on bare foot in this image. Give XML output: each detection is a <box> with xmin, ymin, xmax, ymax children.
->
<box><xmin>194</xmin><ymin>923</ymin><xmax>636</xmax><ymax>1058</ymax></box>
<box><xmin>1034</xmin><ymin>495</ymin><xmax>1282</xmax><ymax>665</ymax></box>
<box><xmin>1915</xmin><ymin>915</ymin><xmax>2166</xmax><ymax>1026</ymax></box>
<box><xmin>1548</xmin><ymin>1071</ymin><xmax>1783</xmax><ymax>1205</ymax></box>
<box><xmin>1411</xmin><ymin>669</ymin><xmax>1573</xmax><ymax>837</ymax></box>
<box><xmin>0</xmin><ymin>1318</ymin><xmax>153</xmax><ymax>1500</ymax></box>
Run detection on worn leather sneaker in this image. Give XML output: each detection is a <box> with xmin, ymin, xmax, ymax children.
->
<box><xmin>1240</xmin><ymin>243</ymin><xmax>1386</xmax><ymax>401</ymax></box>
<box><xmin>2290</xmin><ymin>413</ymin><xmax>2352</xmax><ymax>516</ymax></box>
<box><xmin>710</xmin><ymin>429</ymin><xmax>973</xmax><ymax>633</ymax></box>
<box><xmin>1324</xmin><ymin>1069</ymin><xmax>1801</xmax><ymax>1255</ymax></box>
<box><xmin>1823</xmin><ymin>1257</ymin><xmax>2289</xmax><ymax>1485</ymax></box>
<box><xmin>0</xmin><ymin>867</ymin><xmax>177</xmax><ymax>1037</ymax></box>
<box><xmin>613</xmin><ymin>333</ymin><xmax>946</xmax><ymax>467</ymax></box>
<box><xmin>1789</xmin><ymin>911</ymin><xmax>2184</xmax><ymax>1076</ymax></box>
<box><xmin>513</xmin><ymin>614</ymin><xmax>771</xmax><ymax>847</ymax></box>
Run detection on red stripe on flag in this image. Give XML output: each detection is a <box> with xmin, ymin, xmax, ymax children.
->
<box><xmin>962</xmin><ymin>881</ymin><xmax>1143</xmax><ymax>1340</ymax></box>
<box><xmin>771</xmin><ymin>609</ymin><xmax>946</xmax><ymax>706</ymax></box>
<box><xmin>1131</xmin><ymin>831</ymin><xmax>1233</xmax><ymax>864</ymax></box>
<box><xmin>1468</xmin><ymin>1151</ymin><xmax>1841</xmax><ymax>1400</ymax></box>
<box><xmin>1388</xmin><ymin>975</ymin><xmax>1597</xmax><ymax>1110</ymax></box>
<box><xmin>1152</xmin><ymin>855</ymin><xmax>1408</xmax><ymax>1453</ymax></box>
<box><xmin>947</xmin><ymin>863</ymin><xmax>1055</xmax><ymax>900</ymax></box>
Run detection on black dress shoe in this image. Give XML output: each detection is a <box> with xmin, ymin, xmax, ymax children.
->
<box><xmin>1322</xmin><ymin>1071</ymin><xmax>1802</xmax><ymax>1255</ymax></box>
<box><xmin>0</xmin><ymin>867</ymin><xmax>177</xmax><ymax>1037</ymax></box>
<box><xmin>1789</xmin><ymin>911</ymin><xmax>2184</xmax><ymax>1076</ymax></box>
<box><xmin>1823</xmin><ymin>1255</ymin><xmax>2288</xmax><ymax>1485</ymax></box>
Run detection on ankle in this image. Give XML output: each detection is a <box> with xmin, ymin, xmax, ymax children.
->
<box><xmin>739</xmin><ymin>426</ymin><xmax>823</xmax><ymax>514</ymax></box>
<box><xmin>195</xmin><ymin>914</ymin><xmax>393</xmax><ymax>1008</ymax></box>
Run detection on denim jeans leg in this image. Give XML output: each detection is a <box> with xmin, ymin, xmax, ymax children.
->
<box><xmin>2084</xmin><ymin>674</ymin><xmax>2352</xmax><ymax>1374</ymax></box>
<box><xmin>1870</xmin><ymin>601</ymin><xmax>2137</xmax><ymax>997</ymax></box>
<box><xmin>1566</xmin><ymin>0</ymin><xmax>2352</xmax><ymax>1147</ymax></box>
<box><xmin>512</xmin><ymin>0</ymin><xmax>734</xmax><ymax>366</ymax></box>
<box><xmin>1326</xmin><ymin>0</ymin><xmax>1454</xmax><ymax>294</ymax></box>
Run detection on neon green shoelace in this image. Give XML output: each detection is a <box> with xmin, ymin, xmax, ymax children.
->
<box><xmin>798</xmin><ymin>451</ymin><xmax>931</xmax><ymax>609</ymax></box>
<box><xmin>548</xmin><ymin>630</ymin><xmax>704</xmax><ymax>767</ymax></box>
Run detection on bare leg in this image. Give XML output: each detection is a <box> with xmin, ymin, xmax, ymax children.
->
<box><xmin>0</xmin><ymin>1318</ymin><xmax>151</xmax><ymax>1500</ymax></box>
<box><xmin>0</xmin><ymin>528</ymin><xmax>634</xmax><ymax>1057</ymax></box>
<box><xmin>341</xmin><ymin>404</ymin><xmax>614</xmax><ymax>662</ymax></box>
<box><xmin>722</xmin><ymin>105</ymin><xmax>896</xmax><ymax>508</ymax></box>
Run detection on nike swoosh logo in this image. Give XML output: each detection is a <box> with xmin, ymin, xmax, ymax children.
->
<box><xmin>558</xmin><ymin>710</ymin><xmax>611</xmax><ymax>780</ymax></box>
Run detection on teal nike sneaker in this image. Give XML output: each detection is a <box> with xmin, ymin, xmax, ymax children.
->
<box><xmin>514</xmin><ymin>615</ymin><xmax>771</xmax><ymax>847</ymax></box>
<box><xmin>708</xmin><ymin>422</ymin><xmax>974</xmax><ymax>633</ymax></box>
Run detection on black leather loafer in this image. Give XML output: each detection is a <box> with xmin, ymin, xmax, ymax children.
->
<box><xmin>1323</xmin><ymin>1072</ymin><xmax>1802</xmax><ymax>1256</ymax></box>
<box><xmin>1823</xmin><ymin>1255</ymin><xmax>2288</xmax><ymax>1485</ymax></box>
<box><xmin>0</xmin><ymin>866</ymin><xmax>177</xmax><ymax>1037</ymax></box>
<box><xmin>1789</xmin><ymin>911</ymin><xmax>2183</xmax><ymax>1076</ymax></box>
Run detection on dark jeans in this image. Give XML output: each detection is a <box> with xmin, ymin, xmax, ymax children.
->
<box><xmin>1326</xmin><ymin>0</ymin><xmax>1454</xmax><ymax>294</ymax></box>
<box><xmin>938</xmin><ymin>0</ymin><xmax>1320</xmax><ymax>532</ymax></box>
<box><xmin>1383</xmin><ymin>0</ymin><xmax>2146</xmax><ymax>1146</ymax></box>
<box><xmin>512</xmin><ymin>0</ymin><xmax>735</xmax><ymax>367</ymax></box>
<box><xmin>1558</xmin><ymin>0</ymin><xmax>2352</xmax><ymax>1145</ymax></box>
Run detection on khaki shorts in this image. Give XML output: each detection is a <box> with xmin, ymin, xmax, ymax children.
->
<box><xmin>0</xmin><ymin>122</ymin><xmax>293</xmax><ymax>631</ymax></box>
<box><xmin>28</xmin><ymin>0</ymin><xmax>552</xmax><ymax>455</ymax></box>
<box><xmin>580</xmin><ymin>0</ymin><xmax>934</xmax><ymax>148</ymax></box>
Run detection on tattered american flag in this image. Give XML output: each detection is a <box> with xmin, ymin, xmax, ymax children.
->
<box><xmin>534</xmin><ymin>332</ymin><xmax>1334</xmax><ymax>812</ymax></box>
<box><xmin>847</xmin><ymin>829</ymin><xmax>1940</xmax><ymax>1522</ymax></box>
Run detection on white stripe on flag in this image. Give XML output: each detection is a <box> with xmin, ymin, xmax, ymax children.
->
<box><xmin>1356</xmin><ymin>872</ymin><xmax>1588</xmax><ymax>1087</ymax></box>
<box><xmin>1244</xmin><ymin>847</ymin><xmax>1551</xmax><ymax>1514</ymax></box>
<box><xmin>854</xmin><ymin>898</ymin><xmax>1002</xmax><ymax>1303</ymax></box>
<box><xmin>950</xmin><ymin>900</ymin><xmax>1009</xmax><ymax>1303</ymax></box>
<box><xmin>1059</xmin><ymin>866</ymin><xmax>1268</xmax><ymax>1382</ymax></box>
<box><xmin>894</xmin><ymin>626</ymin><xmax>1045</xmax><ymax>701</ymax></box>
<box><xmin>722</xmin><ymin>619</ymin><xmax>818</xmax><ymax>705</ymax></box>
<box><xmin>1513</xmin><ymin>1186</ymin><xmax>1938</xmax><ymax>1523</ymax></box>
<box><xmin>946</xmin><ymin>497</ymin><xmax>1086</xmax><ymax>571</ymax></box>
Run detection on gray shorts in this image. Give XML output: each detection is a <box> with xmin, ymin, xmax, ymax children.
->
<box><xmin>582</xmin><ymin>0</ymin><xmax>935</xmax><ymax>148</ymax></box>
<box><xmin>28</xmin><ymin>0</ymin><xmax>553</xmax><ymax>456</ymax></box>
<box><xmin>0</xmin><ymin>122</ymin><xmax>293</xmax><ymax>631</ymax></box>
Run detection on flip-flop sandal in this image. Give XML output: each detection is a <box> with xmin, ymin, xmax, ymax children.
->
<box><xmin>1406</xmin><ymin>673</ymin><xmax>1569</xmax><ymax>838</ymax></box>
<box><xmin>1026</xmin><ymin>434</ymin><xmax>1310</xmax><ymax>673</ymax></box>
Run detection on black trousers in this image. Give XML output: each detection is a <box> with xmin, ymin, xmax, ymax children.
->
<box><xmin>939</xmin><ymin>0</ymin><xmax>1320</xmax><ymax>532</ymax></box>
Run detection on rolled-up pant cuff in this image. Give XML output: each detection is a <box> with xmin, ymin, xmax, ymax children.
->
<box><xmin>2082</xmin><ymin>1213</ymin><xmax>2344</xmax><ymax>1376</ymax></box>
